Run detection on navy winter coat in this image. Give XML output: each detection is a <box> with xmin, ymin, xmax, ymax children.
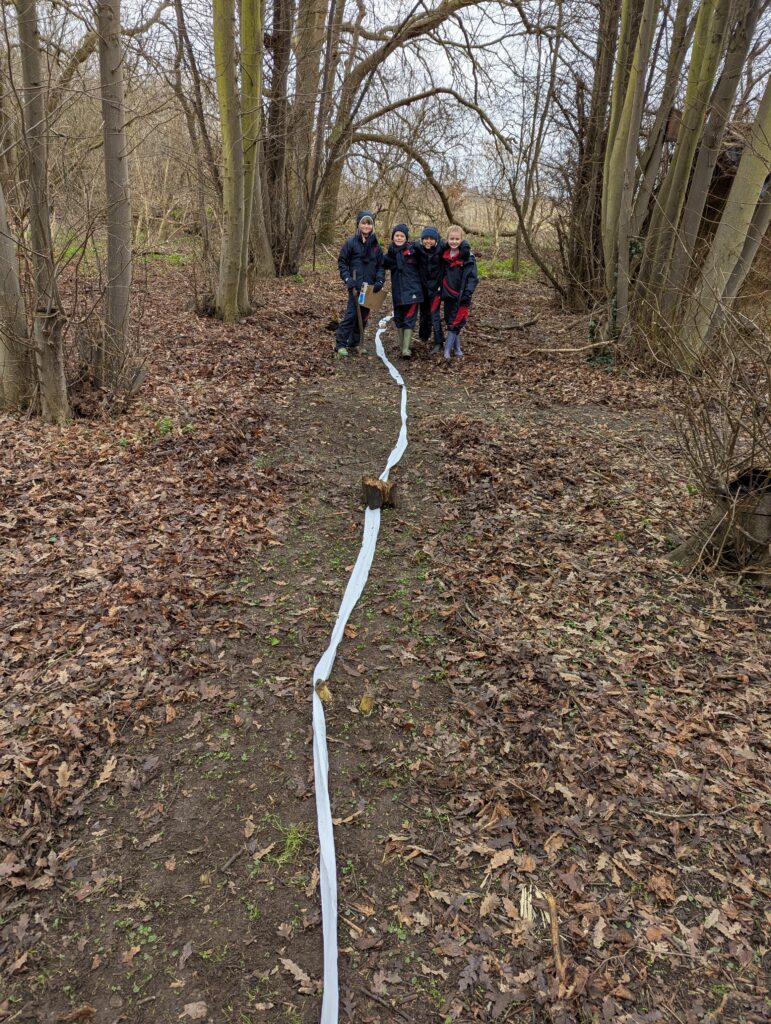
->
<box><xmin>439</xmin><ymin>240</ymin><xmax>479</xmax><ymax>305</ymax></box>
<box><xmin>413</xmin><ymin>240</ymin><xmax>443</xmax><ymax>298</ymax></box>
<box><xmin>384</xmin><ymin>242</ymin><xmax>423</xmax><ymax>306</ymax></box>
<box><xmin>338</xmin><ymin>233</ymin><xmax>385</xmax><ymax>291</ymax></box>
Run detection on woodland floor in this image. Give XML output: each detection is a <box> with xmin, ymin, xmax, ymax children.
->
<box><xmin>1</xmin><ymin>267</ymin><xmax>769</xmax><ymax>1024</ymax></box>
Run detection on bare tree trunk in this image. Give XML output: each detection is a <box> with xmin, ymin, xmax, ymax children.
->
<box><xmin>0</xmin><ymin>178</ymin><xmax>31</xmax><ymax>410</ymax></box>
<box><xmin>680</xmin><ymin>72</ymin><xmax>771</xmax><ymax>362</ymax></box>
<box><xmin>213</xmin><ymin>0</ymin><xmax>245</xmax><ymax>321</ymax></box>
<box><xmin>173</xmin><ymin>0</ymin><xmax>222</xmax><ymax>199</ymax></box>
<box><xmin>630</xmin><ymin>0</ymin><xmax>693</xmax><ymax>237</ymax></box>
<box><xmin>265</xmin><ymin>0</ymin><xmax>293</xmax><ymax>272</ymax></box>
<box><xmin>565</xmin><ymin>0</ymin><xmax>619</xmax><ymax>309</ymax></box>
<box><xmin>16</xmin><ymin>0</ymin><xmax>70</xmax><ymax>424</ymax></box>
<box><xmin>290</xmin><ymin>0</ymin><xmax>326</xmax><ymax>197</ymax></box>
<box><xmin>613</xmin><ymin>0</ymin><xmax>658</xmax><ymax>335</ymax></box>
<box><xmin>665</xmin><ymin>0</ymin><xmax>762</xmax><ymax>310</ymax></box>
<box><xmin>240</xmin><ymin>0</ymin><xmax>274</xmax><ymax>291</ymax></box>
<box><xmin>637</xmin><ymin>0</ymin><xmax>731</xmax><ymax>305</ymax></box>
<box><xmin>97</xmin><ymin>0</ymin><xmax>133</xmax><ymax>388</ymax></box>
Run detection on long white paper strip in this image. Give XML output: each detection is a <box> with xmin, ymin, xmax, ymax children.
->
<box><xmin>312</xmin><ymin>314</ymin><xmax>405</xmax><ymax>1024</ymax></box>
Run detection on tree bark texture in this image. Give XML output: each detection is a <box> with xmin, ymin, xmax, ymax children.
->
<box><xmin>213</xmin><ymin>0</ymin><xmax>245</xmax><ymax>321</ymax></box>
<box><xmin>16</xmin><ymin>0</ymin><xmax>70</xmax><ymax>424</ymax></box>
<box><xmin>240</xmin><ymin>0</ymin><xmax>275</xmax><ymax>289</ymax></box>
<box><xmin>0</xmin><ymin>179</ymin><xmax>31</xmax><ymax>410</ymax></box>
<box><xmin>97</xmin><ymin>0</ymin><xmax>134</xmax><ymax>388</ymax></box>
<box><xmin>680</xmin><ymin>72</ymin><xmax>771</xmax><ymax>362</ymax></box>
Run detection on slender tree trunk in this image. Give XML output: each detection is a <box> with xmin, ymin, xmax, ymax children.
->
<box><xmin>240</xmin><ymin>0</ymin><xmax>274</xmax><ymax>292</ymax></box>
<box><xmin>602</xmin><ymin>0</ymin><xmax>658</xmax><ymax>316</ymax></box>
<box><xmin>721</xmin><ymin>181</ymin><xmax>771</xmax><ymax>303</ymax></box>
<box><xmin>289</xmin><ymin>0</ymin><xmax>341</xmax><ymax>257</ymax></box>
<box><xmin>0</xmin><ymin>179</ymin><xmax>31</xmax><ymax>410</ymax></box>
<box><xmin>291</xmin><ymin>0</ymin><xmax>326</xmax><ymax>196</ymax></box>
<box><xmin>614</xmin><ymin>0</ymin><xmax>658</xmax><ymax>335</ymax></box>
<box><xmin>316</xmin><ymin>150</ymin><xmax>347</xmax><ymax>247</ymax></box>
<box><xmin>16</xmin><ymin>0</ymin><xmax>70</xmax><ymax>424</ymax></box>
<box><xmin>265</xmin><ymin>0</ymin><xmax>293</xmax><ymax>272</ymax></box>
<box><xmin>665</xmin><ymin>0</ymin><xmax>762</xmax><ymax>309</ymax></box>
<box><xmin>601</xmin><ymin>0</ymin><xmax>640</xmax><ymax>241</ymax></box>
<box><xmin>631</xmin><ymin>0</ymin><xmax>693</xmax><ymax>237</ymax></box>
<box><xmin>173</xmin><ymin>0</ymin><xmax>222</xmax><ymax>199</ymax></box>
<box><xmin>565</xmin><ymin>0</ymin><xmax>619</xmax><ymax>309</ymax></box>
<box><xmin>97</xmin><ymin>0</ymin><xmax>133</xmax><ymax>388</ymax></box>
<box><xmin>637</xmin><ymin>0</ymin><xmax>731</xmax><ymax>305</ymax></box>
<box><xmin>680</xmin><ymin>73</ymin><xmax>771</xmax><ymax>362</ymax></box>
<box><xmin>213</xmin><ymin>0</ymin><xmax>245</xmax><ymax>321</ymax></box>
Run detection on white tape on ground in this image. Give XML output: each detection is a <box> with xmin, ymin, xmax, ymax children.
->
<box><xmin>313</xmin><ymin>314</ymin><xmax>404</xmax><ymax>1024</ymax></box>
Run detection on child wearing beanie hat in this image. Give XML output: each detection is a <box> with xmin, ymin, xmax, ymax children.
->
<box><xmin>384</xmin><ymin>224</ymin><xmax>423</xmax><ymax>358</ymax></box>
<box><xmin>335</xmin><ymin>210</ymin><xmax>385</xmax><ymax>356</ymax></box>
<box><xmin>415</xmin><ymin>226</ymin><xmax>445</xmax><ymax>354</ymax></box>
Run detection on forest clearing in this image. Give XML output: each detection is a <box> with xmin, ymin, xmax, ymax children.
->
<box><xmin>1</xmin><ymin>1</ymin><xmax>770</xmax><ymax>1022</ymax></box>
<box><xmin>2</xmin><ymin>264</ymin><xmax>768</xmax><ymax>1023</ymax></box>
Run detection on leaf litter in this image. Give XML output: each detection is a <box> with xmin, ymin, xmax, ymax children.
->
<box><xmin>0</xmin><ymin>268</ymin><xmax>768</xmax><ymax>1024</ymax></box>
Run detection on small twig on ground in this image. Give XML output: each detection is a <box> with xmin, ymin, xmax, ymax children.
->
<box><xmin>646</xmin><ymin>805</ymin><xmax>739</xmax><ymax>820</ymax></box>
<box><xmin>358</xmin><ymin>988</ymin><xmax>411</xmax><ymax>1022</ymax></box>
<box><xmin>545</xmin><ymin>891</ymin><xmax>565</xmax><ymax>983</ymax></box>
<box><xmin>220</xmin><ymin>846</ymin><xmax>246</xmax><ymax>872</ymax></box>
<box><xmin>526</xmin><ymin>339</ymin><xmax>613</xmax><ymax>356</ymax></box>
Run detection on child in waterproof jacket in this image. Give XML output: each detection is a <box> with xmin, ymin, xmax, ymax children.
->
<box><xmin>383</xmin><ymin>224</ymin><xmax>423</xmax><ymax>358</ymax></box>
<box><xmin>335</xmin><ymin>210</ymin><xmax>385</xmax><ymax>357</ymax></box>
<box><xmin>439</xmin><ymin>225</ymin><xmax>479</xmax><ymax>360</ymax></box>
<box><xmin>414</xmin><ymin>226</ymin><xmax>444</xmax><ymax>354</ymax></box>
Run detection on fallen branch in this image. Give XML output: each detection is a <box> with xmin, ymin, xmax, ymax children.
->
<box><xmin>526</xmin><ymin>339</ymin><xmax>613</xmax><ymax>356</ymax></box>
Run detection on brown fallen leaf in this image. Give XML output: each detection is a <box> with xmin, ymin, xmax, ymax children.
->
<box><xmin>94</xmin><ymin>756</ymin><xmax>117</xmax><ymax>788</ymax></box>
<box><xmin>181</xmin><ymin>1001</ymin><xmax>208</xmax><ymax>1020</ymax></box>
<box><xmin>165</xmin><ymin>854</ymin><xmax>177</xmax><ymax>872</ymax></box>
<box><xmin>57</xmin><ymin>1007</ymin><xmax>97</xmax><ymax>1023</ymax></box>
<box><xmin>9</xmin><ymin>950</ymin><xmax>28</xmax><ymax>974</ymax></box>
<box><xmin>489</xmin><ymin>847</ymin><xmax>514</xmax><ymax>869</ymax></box>
<box><xmin>121</xmin><ymin>944</ymin><xmax>141</xmax><ymax>963</ymax></box>
<box><xmin>280</xmin><ymin>957</ymin><xmax>319</xmax><ymax>994</ymax></box>
<box><xmin>480</xmin><ymin>892</ymin><xmax>498</xmax><ymax>917</ymax></box>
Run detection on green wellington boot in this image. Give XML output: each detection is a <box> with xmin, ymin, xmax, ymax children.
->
<box><xmin>396</xmin><ymin>328</ymin><xmax>404</xmax><ymax>353</ymax></box>
<box><xmin>401</xmin><ymin>328</ymin><xmax>413</xmax><ymax>358</ymax></box>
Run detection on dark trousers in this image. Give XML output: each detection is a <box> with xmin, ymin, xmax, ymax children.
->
<box><xmin>393</xmin><ymin>301</ymin><xmax>419</xmax><ymax>330</ymax></box>
<box><xmin>420</xmin><ymin>294</ymin><xmax>445</xmax><ymax>344</ymax></box>
<box><xmin>335</xmin><ymin>292</ymin><xmax>370</xmax><ymax>349</ymax></box>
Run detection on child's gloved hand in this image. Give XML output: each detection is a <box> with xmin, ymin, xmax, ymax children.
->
<box><xmin>373</xmin><ymin>283</ymin><xmax>382</xmax><ymax>293</ymax></box>
<box><xmin>350</xmin><ymin>278</ymin><xmax>360</xmax><ymax>292</ymax></box>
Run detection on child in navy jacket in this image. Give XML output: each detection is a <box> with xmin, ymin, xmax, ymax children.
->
<box><xmin>335</xmin><ymin>210</ymin><xmax>385</xmax><ymax>356</ymax></box>
<box><xmin>439</xmin><ymin>225</ymin><xmax>478</xmax><ymax>360</ymax></box>
<box><xmin>383</xmin><ymin>224</ymin><xmax>422</xmax><ymax>358</ymax></box>
<box><xmin>414</xmin><ymin>226</ymin><xmax>444</xmax><ymax>354</ymax></box>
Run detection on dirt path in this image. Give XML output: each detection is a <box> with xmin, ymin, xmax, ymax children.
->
<box><xmin>3</xmin><ymin>324</ymin><xmax>488</xmax><ymax>1023</ymax></box>
<box><xmin>3</xmin><ymin>275</ymin><xmax>769</xmax><ymax>1024</ymax></box>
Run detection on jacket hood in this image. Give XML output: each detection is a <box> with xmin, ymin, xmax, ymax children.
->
<box><xmin>356</xmin><ymin>210</ymin><xmax>375</xmax><ymax>226</ymax></box>
<box><xmin>391</xmin><ymin>223</ymin><xmax>409</xmax><ymax>240</ymax></box>
<box><xmin>420</xmin><ymin>226</ymin><xmax>440</xmax><ymax>242</ymax></box>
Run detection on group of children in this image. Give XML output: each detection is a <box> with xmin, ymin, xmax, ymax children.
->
<box><xmin>335</xmin><ymin>211</ymin><xmax>479</xmax><ymax>361</ymax></box>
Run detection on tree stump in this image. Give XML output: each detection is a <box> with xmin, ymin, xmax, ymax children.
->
<box><xmin>361</xmin><ymin>476</ymin><xmax>397</xmax><ymax>509</ymax></box>
<box><xmin>668</xmin><ymin>468</ymin><xmax>771</xmax><ymax>575</ymax></box>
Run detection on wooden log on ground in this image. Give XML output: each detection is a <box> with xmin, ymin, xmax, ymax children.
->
<box><xmin>361</xmin><ymin>475</ymin><xmax>398</xmax><ymax>509</ymax></box>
